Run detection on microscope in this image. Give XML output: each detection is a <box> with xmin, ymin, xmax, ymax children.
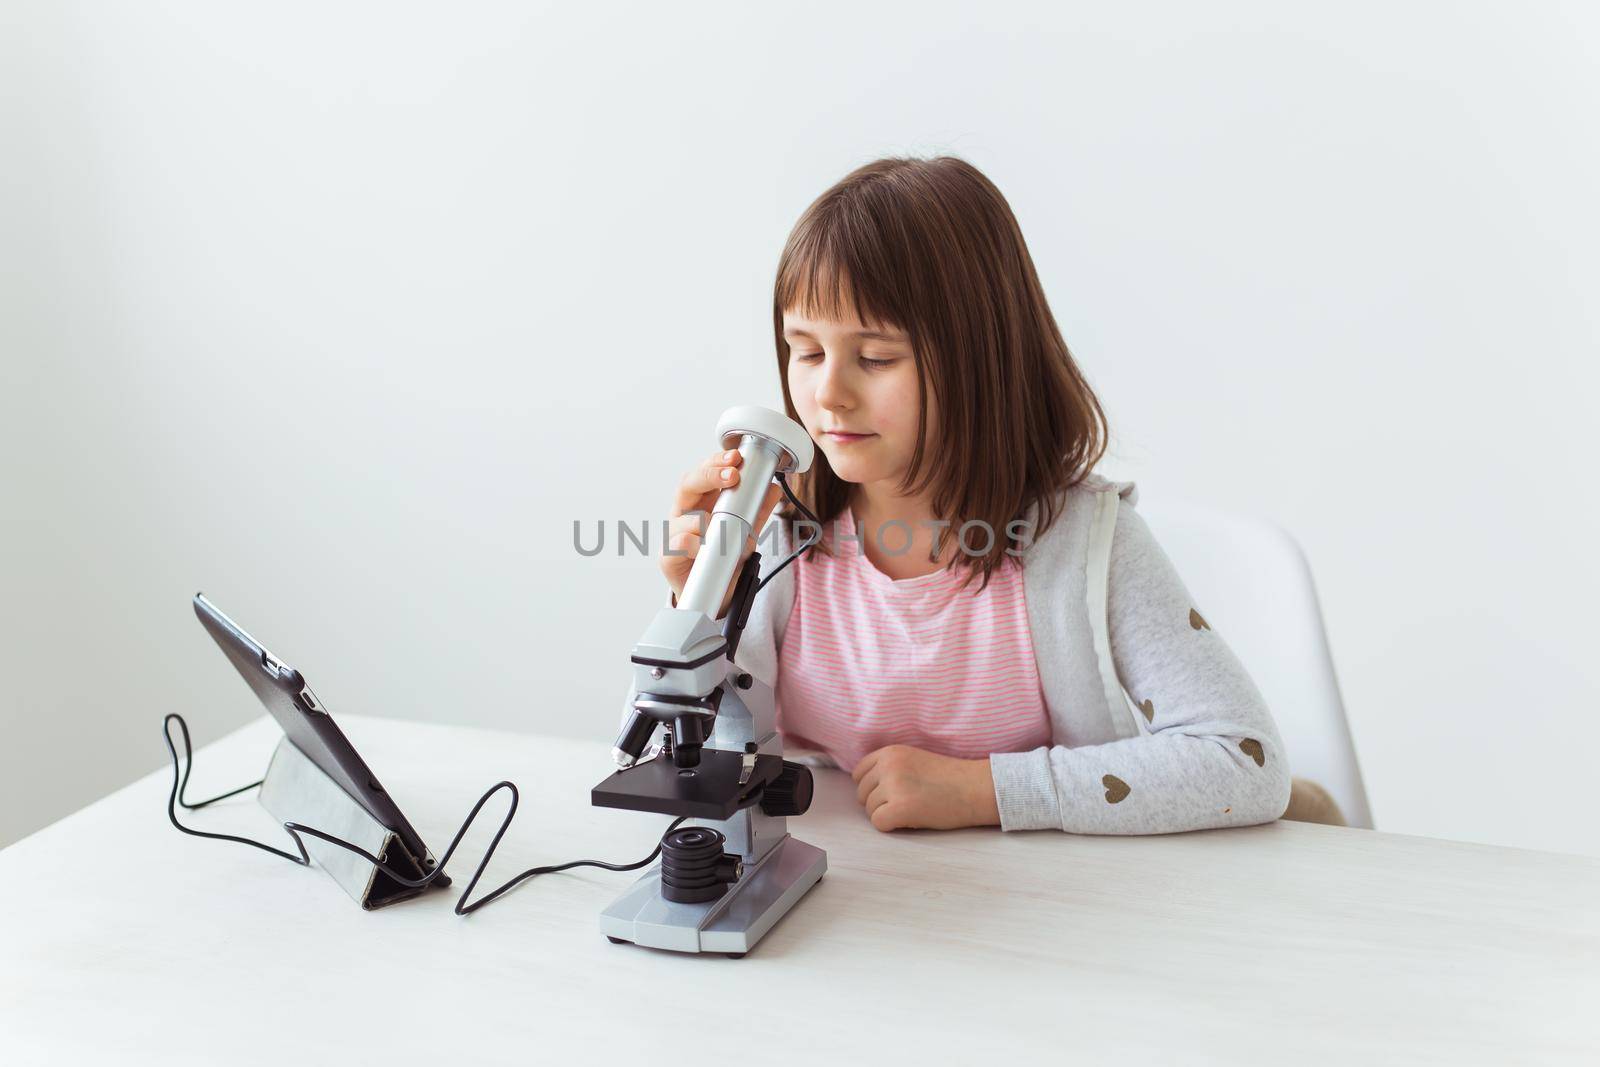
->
<box><xmin>591</xmin><ymin>405</ymin><xmax>827</xmax><ymax>957</ymax></box>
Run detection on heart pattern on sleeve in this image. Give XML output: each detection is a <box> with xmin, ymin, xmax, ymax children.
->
<box><xmin>1239</xmin><ymin>738</ymin><xmax>1265</xmax><ymax>767</ymax></box>
<box><xmin>1189</xmin><ymin>608</ymin><xmax>1211</xmax><ymax>631</ymax></box>
<box><xmin>1102</xmin><ymin>774</ymin><xmax>1131</xmax><ymax>803</ymax></box>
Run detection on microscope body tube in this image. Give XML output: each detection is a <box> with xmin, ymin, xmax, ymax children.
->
<box><xmin>676</xmin><ymin>436</ymin><xmax>783</xmax><ymax>619</ymax></box>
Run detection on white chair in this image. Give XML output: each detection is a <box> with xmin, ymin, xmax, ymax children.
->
<box><xmin>1137</xmin><ymin>501</ymin><xmax>1374</xmax><ymax>829</ymax></box>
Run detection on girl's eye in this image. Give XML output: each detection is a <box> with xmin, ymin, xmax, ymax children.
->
<box><xmin>790</xmin><ymin>351</ymin><xmax>898</xmax><ymax>369</ymax></box>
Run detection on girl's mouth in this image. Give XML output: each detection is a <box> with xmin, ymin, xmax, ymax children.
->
<box><xmin>824</xmin><ymin>431</ymin><xmax>876</xmax><ymax>443</ymax></box>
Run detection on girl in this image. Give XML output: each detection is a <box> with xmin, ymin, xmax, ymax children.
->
<box><xmin>661</xmin><ymin>156</ymin><xmax>1319</xmax><ymax>834</ymax></box>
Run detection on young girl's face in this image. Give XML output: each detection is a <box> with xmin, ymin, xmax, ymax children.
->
<box><xmin>782</xmin><ymin>302</ymin><xmax>933</xmax><ymax>497</ymax></box>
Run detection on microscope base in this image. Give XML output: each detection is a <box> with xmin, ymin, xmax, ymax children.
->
<box><xmin>599</xmin><ymin>834</ymin><xmax>826</xmax><ymax>955</ymax></box>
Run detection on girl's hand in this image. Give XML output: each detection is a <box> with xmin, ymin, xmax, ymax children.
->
<box><xmin>660</xmin><ymin>448</ymin><xmax>784</xmax><ymax>619</ymax></box>
<box><xmin>851</xmin><ymin>745</ymin><xmax>1001</xmax><ymax>832</ymax></box>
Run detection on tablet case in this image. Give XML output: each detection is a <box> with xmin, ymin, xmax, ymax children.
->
<box><xmin>257</xmin><ymin>736</ymin><xmax>440</xmax><ymax>909</ymax></box>
<box><xmin>193</xmin><ymin>592</ymin><xmax>450</xmax><ymax>905</ymax></box>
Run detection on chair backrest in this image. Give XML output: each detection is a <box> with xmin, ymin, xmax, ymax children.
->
<box><xmin>1136</xmin><ymin>501</ymin><xmax>1374</xmax><ymax>829</ymax></box>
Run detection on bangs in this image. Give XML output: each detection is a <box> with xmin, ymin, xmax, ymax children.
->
<box><xmin>773</xmin><ymin>210</ymin><xmax>909</xmax><ymax>333</ymax></box>
<box><xmin>770</xmin><ymin>156</ymin><xmax>1111</xmax><ymax>592</ymax></box>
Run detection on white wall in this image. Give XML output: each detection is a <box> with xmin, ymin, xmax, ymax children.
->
<box><xmin>3</xmin><ymin>1</ymin><xmax>1597</xmax><ymax>857</ymax></box>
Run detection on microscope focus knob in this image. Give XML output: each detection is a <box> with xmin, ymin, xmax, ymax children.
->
<box><xmin>759</xmin><ymin>761</ymin><xmax>814</xmax><ymax>818</ymax></box>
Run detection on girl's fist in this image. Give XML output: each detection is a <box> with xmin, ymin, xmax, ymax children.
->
<box><xmin>851</xmin><ymin>744</ymin><xmax>1001</xmax><ymax>831</ymax></box>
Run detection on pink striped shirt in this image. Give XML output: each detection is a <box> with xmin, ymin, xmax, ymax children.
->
<box><xmin>774</xmin><ymin>507</ymin><xmax>1053</xmax><ymax>773</ymax></box>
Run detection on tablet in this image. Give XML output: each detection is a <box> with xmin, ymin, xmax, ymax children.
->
<box><xmin>192</xmin><ymin>592</ymin><xmax>448</xmax><ymax>886</ymax></box>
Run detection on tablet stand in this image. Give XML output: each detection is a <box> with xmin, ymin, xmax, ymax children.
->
<box><xmin>257</xmin><ymin>737</ymin><xmax>440</xmax><ymax>910</ymax></box>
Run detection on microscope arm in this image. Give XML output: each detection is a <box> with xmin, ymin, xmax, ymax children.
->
<box><xmin>610</xmin><ymin>407</ymin><xmax>812</xmax><ymax>772</ymax></box>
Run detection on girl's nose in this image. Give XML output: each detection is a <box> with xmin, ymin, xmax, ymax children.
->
<box><xmin>814</xmin><ymin>356</ymin><xmax>854</xmax><ymax>411</ymax></box>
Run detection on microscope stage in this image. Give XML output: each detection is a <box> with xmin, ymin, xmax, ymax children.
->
<box><xmin>591</xmin><ymin>748</ymin><xmax>784</xmax><ymax>820</ymax></box>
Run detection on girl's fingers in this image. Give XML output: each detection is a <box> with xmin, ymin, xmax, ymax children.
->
<box><xmin>665</xmin><ymin>513</ymin><xmax>706</xmax><ymax>554</ymax></box>
<box><xmin>670</xmin><ymin>450</ymin><xmax>743</xmax><ymax>518</ymax></box>
<box><xmin>855</xmin><ymin>766</ymin><xmax>881</xmax><ymax>806</ymax></box>
<box><xmin>665</xmin><ymin>530</ymin><xmax>700</xmax><ymax>558</ymax></box>
<box><xmin>668</xmin><ymin>510</ymin><xmax>709</xmax><ymax>537</ymax></box>
<box><xmin>852</xmin><ymin>748</ymin><xmax>882</xmax><ymax>783</ymax></box>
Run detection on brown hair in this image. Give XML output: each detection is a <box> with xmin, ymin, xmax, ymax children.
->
<box><xmin>772</xmin><ymin>155</ymin><xmax>1109</xmax><ymax>592</ymax></box>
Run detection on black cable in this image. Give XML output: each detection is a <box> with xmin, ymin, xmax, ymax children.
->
<box><xmin>161</xmin><ymin>713</ymin><xmax>688</xmax><ymax>915</ymax></box>
<box><xmin>164</xmin><ymin>713</ymin><xmax>308</xmax><ymax>865</ymax></box>
<box><xmin>166</xmin><ymin>467</ymin><xmax>805</xmax><ymax>908</ymax></box>
<box><xmin>755</xmin><ymin>471</ymin><xmax>822</xmax><ymax>593</ymax></box>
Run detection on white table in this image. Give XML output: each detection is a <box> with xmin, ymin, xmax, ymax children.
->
<box><xmin>2</xmin><ymin>715</ymin><xmax>1596</xmax><ymax>1065</ymax></box>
